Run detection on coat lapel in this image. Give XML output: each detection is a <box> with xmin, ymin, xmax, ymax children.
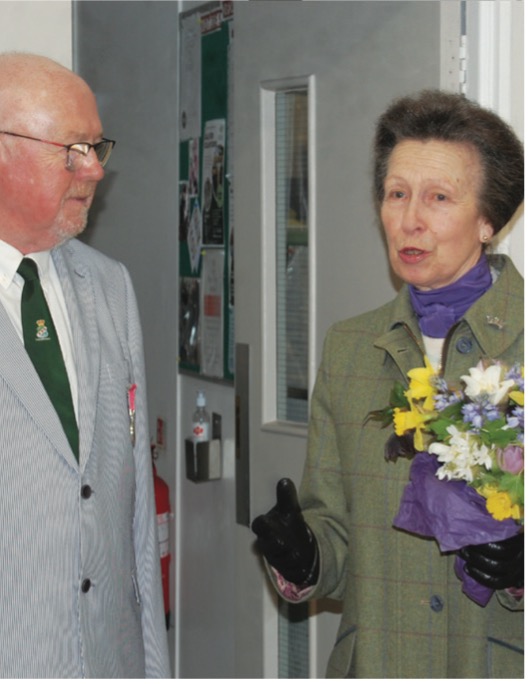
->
<box><xmin>52</xmin><ymin>243</ymin><xmax>101</xmax><ymax>469</ymax></box>
<box><xmin>373</xmin><ymin>285</ymin><xmax>425</xmax><ymax>380</ymax></box>
<box><xmin>374</xmin><ymin>324</ymin><xmax>425</xmax><ymax>381</ymax></box>
<box><xmin>462</xmin><ymin>255</ymin><xmax>523</xmax><ymax>360</ymax></box>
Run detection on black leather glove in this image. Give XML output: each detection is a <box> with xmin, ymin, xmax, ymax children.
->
<box><xmin>458</xmin><ymin>532</ymin><xmax>524</xmax><ymax>590</ymax></box>
<box><xmin>251</xmin><ymin>478</ymin><xmax>319</xmax><ymax>586</ymax></box>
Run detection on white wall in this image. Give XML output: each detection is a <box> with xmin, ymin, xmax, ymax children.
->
<box><xmin>466</xmin><ymin>0</ymin><xmax>524</xmax><ymax>274</ymax></box>
<box><xmin>0</xmin><ymin>0</ymin><xmax>71</xmax><ymax>67</ymax></box>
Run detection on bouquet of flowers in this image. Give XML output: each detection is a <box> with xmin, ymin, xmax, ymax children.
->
<box><xmin>368</xmin><ymin>358</ymin><xmax>524</xmax><ymax>605</ymax></box>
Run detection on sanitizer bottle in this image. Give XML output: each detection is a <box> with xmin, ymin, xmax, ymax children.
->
<box><xmin>192</xmin><ymin>390</ymin><xmax>210</xmax><ymax>443</ymax></box>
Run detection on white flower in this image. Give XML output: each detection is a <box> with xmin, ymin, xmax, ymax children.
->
<box><xmin>429</xmin><ymin>425</ymin><xmax>493</xmax><ymax>482</ymax></box>
<box><xmin>461</xmin><ymin>362</ymin><xmax>515</xmax><ymax>406</ymax></box>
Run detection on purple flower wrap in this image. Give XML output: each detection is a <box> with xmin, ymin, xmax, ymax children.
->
<box><xmin>393</xmin><ymin>452</ymin><xmax>520</xmax><ymax>606</ymax></box>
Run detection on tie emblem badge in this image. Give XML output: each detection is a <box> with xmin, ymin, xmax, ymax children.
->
<box><xmin>35</xmin><ymin>319</ymin><xmax>50</xmax><ymax>341</ymax></box>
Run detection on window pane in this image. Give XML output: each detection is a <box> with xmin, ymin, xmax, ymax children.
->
<box><xmin>276</xmin><ymin>89</ymin><xmax>308</xmax><ymax>423</ymax></box>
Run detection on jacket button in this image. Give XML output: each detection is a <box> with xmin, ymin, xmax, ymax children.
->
<box><xmin>81</xmin><ymin>579</ymin><xmax>92</xmax><ymax>593</ymax></box>
<box><xmin>430</xmin><ymin>594</ymin><xmax>444</xmax><ymax>612</ymax></box>
<box><xmin>456</xmin><ymin>337</ymin><xmax>473</xmax><ymax>354</ymax></box>
<box><xmin>81</xmin><ymin>485</ymin><xmax>92</xmax><ymax>499</ymax></box>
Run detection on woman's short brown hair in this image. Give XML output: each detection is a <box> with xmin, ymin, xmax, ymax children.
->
<box><xmin>373</xmin><ymin>90</ymin><xmax>524</xmax><ymax>234</ymax></box>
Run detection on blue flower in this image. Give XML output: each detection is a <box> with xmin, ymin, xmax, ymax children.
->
<box><xmin>433</xmin><ymin>385</ymin><xmax>463</xmax><ymax>411</ymax></box>
<box><xmin>507</xmin><ymin>405</ymin><xmax>524</xmax><ymax>429</ymax></box>
<box><xmin>462</xmin><ymin>400</ymin><xmax>501</xmax><ymax>430</ymax></box>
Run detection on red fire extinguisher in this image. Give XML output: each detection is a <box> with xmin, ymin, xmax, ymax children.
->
<box><xmin>152</xmin><ymin>446</ymin><xmax>171</xmax><ymax>630</ymax></box>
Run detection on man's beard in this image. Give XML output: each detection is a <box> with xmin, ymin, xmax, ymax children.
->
<box><xmin>53</xmin><ymin>207</ymin><xmax>89</xmax><ymax>246</ymax></box>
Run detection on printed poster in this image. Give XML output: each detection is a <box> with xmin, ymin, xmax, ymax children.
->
<box><xmin>201</xmin><ymin>119</ymin><xmax>225</xmax><ymax>246</ymax></box>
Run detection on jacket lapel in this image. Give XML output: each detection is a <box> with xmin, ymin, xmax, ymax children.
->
<box><xmin>462</xmin><ymin>255</ymin><xmax>523</xmax><ymax>359</ymax></box>
<box><xmin>374</xmin><ymin>325</ymin><xmax>425</xmax><ymax>381</ymax></box>
<box><xmin>52</xmin><ymin>243</ymin><xmax>101</xmax><ymax>469</ymax></box>
<box><xmin>373</xmin><ymin>285</ymin><xmax>425</xmax><ymax>380</ymax></box>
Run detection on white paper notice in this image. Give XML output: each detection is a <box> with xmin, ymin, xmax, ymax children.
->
<box><xmin>200</xmin><ymin>249</ymin><xmax>225</xmax><ymax>377</ymax></box>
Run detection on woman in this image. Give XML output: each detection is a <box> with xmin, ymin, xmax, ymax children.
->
<box><xmin>252</xmin><ymin>90</ymin><xmax>524</xmax><ymax>678</ymax></box>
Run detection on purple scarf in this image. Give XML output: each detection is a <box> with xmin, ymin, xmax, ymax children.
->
<box><xmin>408</xmin><ymin>255</ymin><xmax>492</xmax><ymax>338</ymax></box>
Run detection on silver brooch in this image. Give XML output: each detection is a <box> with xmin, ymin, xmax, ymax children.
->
<box><xmin>485</xmin><ymin>315</ymin><xmax>505</xmax><ymax>329</ymax></box>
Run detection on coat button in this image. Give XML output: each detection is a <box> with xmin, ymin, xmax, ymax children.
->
<box><xmin>456</xmin><ymin>337</ymin><xmax>473</xmax><ymax>354</ymax></box>
<box><xmin>81</xmin><ymin>485</ymin><xmax>92</xmax><ymax>499</ymax></box>
<box><xmin>81</xmin><ymin>579</ymin><xmax>92</xmax><ymax>593</ymax></box>
<box><xmin>430</xmin><ymin>594</ymin><xmax>444</xmax><ymax>612</ymax></box>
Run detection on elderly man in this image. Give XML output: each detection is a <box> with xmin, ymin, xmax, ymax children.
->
<box><xmin>0</xmin><ymin>52</ymin><xmax>170</xmax><ymax>677</ymax></box>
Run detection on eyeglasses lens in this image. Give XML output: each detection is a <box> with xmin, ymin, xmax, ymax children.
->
<box><xmin>95</xmin><ymin>140</ymin><xmax>114</xmax><ymax>166</ymax></box>
<box><xmin>66</xmin><ymin>140</ymin><xmax>114</xmax><ymax>170</ymax></box>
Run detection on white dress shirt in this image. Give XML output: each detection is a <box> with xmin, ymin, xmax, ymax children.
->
<box><xmin>0</xmin><ymin>239</ymin><xmax>79</xmax><ymax>419</ymax></box>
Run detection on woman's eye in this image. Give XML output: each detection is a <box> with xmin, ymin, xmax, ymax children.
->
<box><xmin>435</xmin><ymin>193</ymin><xmax>447</xmax><ymax>201</ymax></box>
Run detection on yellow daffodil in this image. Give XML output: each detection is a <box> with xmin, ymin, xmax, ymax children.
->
<box><xmin>393</xmin><ymin>406</ymin><xmax>430</xmax><ymax>451</ymax></box>
<box><xmin>405</xmin><ymin>356</ymin><xmax>438</xmax><ymax>411</ymax></box>
<box><xmin>484</xmin><ymin>490</ymin><xmax>522</xmax><ymax>522</ymax></box>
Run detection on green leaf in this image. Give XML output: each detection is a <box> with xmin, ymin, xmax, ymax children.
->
<box><xmin>364</xmin><ymin>381</ymin><xmax>408</xmax><ymax>428</ymax></box>
<box><xmin>499</xmin><ymin>472</ymin><xmax>524</xmax><ymax>505</ymax></box>
<box><xmin>364</xmin><ymin>408</ymin><xmax>393</xmax><ymax>428</ymax></box>
<box><xmin>437</xmin><ymin>401</ymin><xmax>464</xmax><ymax>421</ymax></box>
<box><xmin>428</xmin><ymin>418</ymin><xmax>451</xmax><ymax>440</ymax></box>
<box><xmin>480</xmin><ymin>420</ymin><xmax>519</xmax><ymax>447</ymax></box>
<box><xmin>389</xmin><ymin>382</ymin><xmax>409</xmax><ymax>409</ymax></box>
<box><xmin>471</xmin><ymin>471</ymin><xmax>494</xmax><ymax>491</ymax></box>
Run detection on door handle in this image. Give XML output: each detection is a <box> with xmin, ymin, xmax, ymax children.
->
<box><xmin>235</xmin><ymin>343</ymin><xmax>250</xmax><ymax>526</ymax></box>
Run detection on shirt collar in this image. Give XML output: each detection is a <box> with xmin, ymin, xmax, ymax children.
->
<box><xmin>0</xmin><ymin>239</ymin><xmax>51</xmax><ymax>289</ymax></box>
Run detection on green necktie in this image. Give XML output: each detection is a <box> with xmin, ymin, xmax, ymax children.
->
<box><xmin>17</xmin><ymin>258</ymin><xmax>79</xmax><ymax>459</ymax></box>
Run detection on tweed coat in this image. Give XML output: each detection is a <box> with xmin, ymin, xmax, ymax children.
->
<box><xmin>0</xmin><ymin>238</ymin><xmax>170</xmax><ymax>677</ymax></box>
<box><xmin>298</xmin><ymin>254</ymin><xmax>523</xmax><ymax>678</ymax></box>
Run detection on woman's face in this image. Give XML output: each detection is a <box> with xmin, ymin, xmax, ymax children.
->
<box><xmin>381</xmin><ymin>139</ymin><xmax>493</xmax><ymax>291</ymax></box>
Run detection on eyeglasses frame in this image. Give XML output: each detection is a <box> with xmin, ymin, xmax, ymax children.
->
<box><xmin>0</xmin><ymin>130</ymin><xmax>116</xmax><ymax>169</ymax></box>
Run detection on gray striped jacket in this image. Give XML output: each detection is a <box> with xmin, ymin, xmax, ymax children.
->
<box><xmin>0</xmin><ymin>239</ymin><xmax>170</xmax><ymax>677</ymax></box>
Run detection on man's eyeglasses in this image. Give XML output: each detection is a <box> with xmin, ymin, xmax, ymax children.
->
<box><xmin>0</xmin><ymin>130</ymin><xmax>116</xmax><ymax>170</ymax></box>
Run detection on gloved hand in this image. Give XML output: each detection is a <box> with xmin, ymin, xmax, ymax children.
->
<box><xmin>458</xmin><ymin>532</ymin><xmax>524</xmax><ymax>590</ymax></box>
<box><xmin>251</xmin><ymin>478</ymin><xmax>319</xmax><ymax>586</ymax></box>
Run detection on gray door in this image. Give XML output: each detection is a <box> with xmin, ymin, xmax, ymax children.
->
<box><xmin>233</xmin><ymin>1</ymin><xmax>460</xmax><ymax>677</ymax></box>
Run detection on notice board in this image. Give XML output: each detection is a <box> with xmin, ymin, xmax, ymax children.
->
<box><xmin>179</xmin><ymin>1</ymin><xmax>234</xmax><ymax>381</ymax></box>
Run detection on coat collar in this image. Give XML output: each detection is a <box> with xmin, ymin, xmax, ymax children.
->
<box><xmin>373</xmin><ymin>255</ymin><xmax>523</xmax><ymax>379</ymax></box>
<box><xmin>459</xmin><ymin>254</ymin><xmax>523</xmax><ymax>359</ymax></box>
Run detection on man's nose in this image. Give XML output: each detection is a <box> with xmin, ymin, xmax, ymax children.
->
<box><xmin>69</xmin><ymin>148</ymin><xmax>105</xmax><ymax>180</ymax></box>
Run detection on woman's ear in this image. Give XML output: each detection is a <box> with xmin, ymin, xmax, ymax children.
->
<box><xmin>479</xmin><ymin>218</ymin><xmax>494</xmax><ymax>244</ymax></box>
